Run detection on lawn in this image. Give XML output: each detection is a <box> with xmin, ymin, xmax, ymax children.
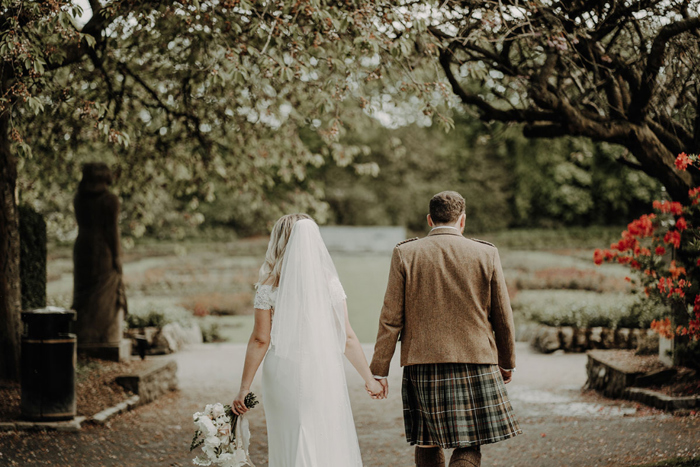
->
<box><xmin>45</xmin><ymin>226</ymin><xmax>641</xmax><ymax>345</ymax></box>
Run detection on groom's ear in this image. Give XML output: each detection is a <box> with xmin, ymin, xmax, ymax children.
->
<box><xmin>459</xmin><ymin>213</ymin><xmax>466</xmax><ymax>230</ymax></box>
<box><xmin>427</xmin><ymin>214</ymin><xmax>434</xmax><ymax>228</ymax></box>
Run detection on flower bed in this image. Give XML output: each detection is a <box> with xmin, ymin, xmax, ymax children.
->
<box><xmin>0</xmin><ymin>357</ymin><xmax>148</xmax><ymax>423</ymax></box>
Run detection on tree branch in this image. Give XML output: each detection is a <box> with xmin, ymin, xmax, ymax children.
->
<box><xmin>438</xmin><ymin>48</ymin><xmax>556</xmax><ymax>123</ymax></box>
<box><xmin>629</xmin><ymin>16</ymin><xmax>700</xmax><ymax>122</ymax></box>
<box><xmin>522</xmin><ymin>123</ymin><xmax>567</xmax><ymax>138</ymax></box>
<box><xmin>615</xmin><ymin>151</ymin><xmax>646</xmax><ymax>172</ymax></box>
<box><xmin>694</xmin><ymin>90</ymin><xmax>700</xmax><ymax>153</ymax></box>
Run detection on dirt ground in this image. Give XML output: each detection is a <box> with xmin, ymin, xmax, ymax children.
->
<box><xmin>0</xmin><ymin>342</ymin><xmax>698</xmax><ymax>467</ymax></box>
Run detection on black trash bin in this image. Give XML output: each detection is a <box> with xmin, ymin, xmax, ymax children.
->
<box><xmin>20</xmin><ymin>307</ymin><xmax>77</xmax><ymax>421</ymax></box>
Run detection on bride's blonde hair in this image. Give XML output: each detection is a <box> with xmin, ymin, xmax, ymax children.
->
<box><xmin>256</xmin><ymin>213</ymin><xmax>313</xmax><ymax>288</ymax></box>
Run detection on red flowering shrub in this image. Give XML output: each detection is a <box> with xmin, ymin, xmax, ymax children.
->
<box><xmin>594</xmin><ymin>152</ymin><xmax>700</xmax><ymax>342</ymax></box>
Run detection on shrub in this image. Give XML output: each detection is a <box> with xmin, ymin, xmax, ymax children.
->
<box><xmin>125</xmin><ymin>303</ymin><xmax>192</xmax><ymax>329</ymax></box>
<box><xmin>515</xmin><ymin>290</ymin><xmax>664</xmax><ymax>329</ymax></box>
<box><xmin>594</xmin><ymin>152</ymin><xmax>700</xmax><ymax>365</ymax></box>
<box><xmin>200</xmin><ymin>322</ymin><xmax>222</xmax><ymax>343</ymax></box>
<box><xmin>19</xmin><ymin>205</ymin><xmax>47</xmax><ymax>310</ymax></box>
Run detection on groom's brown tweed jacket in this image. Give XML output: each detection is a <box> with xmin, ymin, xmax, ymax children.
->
<box><xmin>369</xmin><ymin>228</ymin><xmax>516</xmax><ymax>377</ymax></box>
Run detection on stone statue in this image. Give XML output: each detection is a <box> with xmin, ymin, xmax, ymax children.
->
<box><xmin>72</xmin><ymin>163</ymin><xmax>129</xmax><ymax>361</ymax></box>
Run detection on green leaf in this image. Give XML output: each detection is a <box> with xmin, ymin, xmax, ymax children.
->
<box><xmin>82</xmin><ymin>33</ymin><xmax>96</xmax><ymax>49</ymax></box>
<box><xmin>27</xmin><ymin>97</ymin><xmax>44</xmax><ymax>115</ymax></box>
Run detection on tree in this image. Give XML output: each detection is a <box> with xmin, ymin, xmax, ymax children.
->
<box><xmin>419</xmin><ymin>0</ymin><xmax>700</xmax><ymax>201</ymax></box>
<box><xmin>0</xmin><ymin>0</ymin><xmax>428</xmax><ymax>379</ymax></box>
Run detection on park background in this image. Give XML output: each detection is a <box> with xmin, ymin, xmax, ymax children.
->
<box><xmin>1</xmin><ymin>0</ymin><xmax>700</xmax><ymax>466</ymax></box>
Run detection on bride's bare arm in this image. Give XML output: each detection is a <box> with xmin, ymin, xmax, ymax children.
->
<box><xmin>233</xmin><ymin>308</ymin><xmax>272</xmax><ymax>414</ymax></box>
<box><xmin>342</xmin><ymin>301</ymin><xmax>385</xmax><ymax>398</ymax></box>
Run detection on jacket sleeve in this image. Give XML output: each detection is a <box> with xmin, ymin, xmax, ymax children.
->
<box><xmin>369</xmin><ymin>246</ymin><xmax>406</xmax><ymax>377</ymax></box>
<box><xmin>490</xmin><ymin>248</ymin><xmax>516</xmax><ymax>369</ymax></box>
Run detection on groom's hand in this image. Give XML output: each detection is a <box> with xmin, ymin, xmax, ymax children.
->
<box><xmin>499</xmin><ymin>367</ymin><xmax>513</xmax><ymax>384</ymax></box>
<box><xmin>378</xmin><ymin>378</ymin><xmax>389</xmax><ymax>398</ymax></box>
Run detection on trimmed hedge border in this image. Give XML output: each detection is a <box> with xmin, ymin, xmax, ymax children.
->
<box><xmin>530</xmin><ymin>324</ymin><xmax>655</xmax><ymax>353</ymax></box>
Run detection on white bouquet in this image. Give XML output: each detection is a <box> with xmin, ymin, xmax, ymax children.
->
<box><xmin>190</xmin><ymin>394</ymin><xmax>259</xmax><ymax>467</ymax></box>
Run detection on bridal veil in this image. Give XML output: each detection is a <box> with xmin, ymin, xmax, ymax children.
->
<box><xmin>262</xmin><ymin>218</ymin><xmax>362</xmax><ymax>466</ymax></box>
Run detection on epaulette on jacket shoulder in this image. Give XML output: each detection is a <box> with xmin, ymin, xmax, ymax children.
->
<box><xmin>471</xmin><ymin>238</ymin><xmax>496</xmax><ymax>247</ymax></box>
<box><xmin>396</xmin><ymin>237</ymin><xmax>419</xmax><ymax>247</ymax></box>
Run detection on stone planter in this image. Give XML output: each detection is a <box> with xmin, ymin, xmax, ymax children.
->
<box><xmin>126</xmin><ymin>322</ymin><xmax>202</xmax><ymax>355</ymax></box>
<box><xmin>585</xmin><ymin>351</ymin><xmax>645</xmax><ymax>398</ymax></box>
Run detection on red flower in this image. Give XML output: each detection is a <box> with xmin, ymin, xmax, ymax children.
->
<box><xmin>593</xmin><ymin>249</ymin><xmax>604</xmax><ymax>265</ymax></box>
<box><xmin>676</xmin><ymin>217</ymin><xmax>688</xmax><ymax>231</ymax></box>
<box><xmin>651</xmin><ymin>318</ymin><xmax>674</xmax><ymax>339</ymax></box>
<box><xmin>671</xmin><ymin>202</ymin><xmax>683</xmax><ymax>216</ymax></box>
<box><xmin>617</xmin><ymin>255</ymin><xmax>632</xmax><ymax>265</ymax></box>
<box><xmin>670</xmin><ymin>260</ymin><xmax>686</xmax><ymax>278</ymax></box>
<box><xmin>653</xmin><ymin>200</ymin><xmax>684</xmax><ymax>216</ymax></box>
<box><xmin>689</xmin><ymin>187</ymin><xmax>700</xmax><ymax>205</ymax></box>
<box><xmin>627</xmin><ymin>214</ymin><xmax>656</xmax><ymax>237</ymax></box>
<box><xmin>664</xmin><ymin>230</ymin><xmax>681</xmax><ymax>248</ymax></box>
<box><xmin>675</xmin><ymin>152</ymin><xmax>690</xmax><ymax>170</ymax></box>
<box><xmin>655</xmin><ymin>246</ymin><xmax>666</xmax><ymax>256</ymax></box>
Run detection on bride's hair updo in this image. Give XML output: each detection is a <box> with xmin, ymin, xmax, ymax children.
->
<box><xmin>257</xmin><ymin>213</ymin><xmax>313</xmax><ymax>288</ymax></box>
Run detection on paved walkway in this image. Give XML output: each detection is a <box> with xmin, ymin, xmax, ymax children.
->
<box><xmin>1</xmin><ymin>343</ymin><xmax>698</xmax><ymax>466</ymax></box>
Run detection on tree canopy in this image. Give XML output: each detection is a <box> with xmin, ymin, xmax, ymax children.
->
<box><xmin>419</xmin><ymin>0</ymin><xmax>700</xmax><ymax>201</ymax></box>
<box><xmin>1</xmin><ymin>0</ymin><xmax>432</xmax><ymax>379</ymax></box>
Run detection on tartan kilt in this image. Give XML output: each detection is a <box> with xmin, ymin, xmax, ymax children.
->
<box><xmin>402</xmin><ymin>363</ymin><xmax>522</xmax><ymax>448</ymax></box>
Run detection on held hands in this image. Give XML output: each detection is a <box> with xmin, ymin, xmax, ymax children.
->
<box><xmin>365</xmin><ymin>378</ymin><xmax>386</xmax><ymax>400</ymax></box>
<box><xmin>499</xmin><ymin>367</ymin><xmax>513</xmax><ymax>384</ymax></box>
<box><xmin>232</xmin><ymin>388</ymin><xmax>250</xmax><ymax>415</ymax></box>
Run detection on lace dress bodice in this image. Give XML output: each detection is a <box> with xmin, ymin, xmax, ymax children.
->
<box><xmin>253</xmin><ymin>277</ymin><xmax>346</xmax><ymax>311</ymax></box>
<box><xmin>254</xmin><ymin>284</ymin><xmax>278</xmax><ymax>310</ymax></box>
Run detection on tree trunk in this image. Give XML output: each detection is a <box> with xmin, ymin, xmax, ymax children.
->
<box><xmin>625</xmin><ymin>125</ymin><xmax>693</xmax><ymax>202</ymax></box>
<box><xmin>0</xmin><ymin>110</ymin><xmax>22</xmax><ymax>381</ymax></box>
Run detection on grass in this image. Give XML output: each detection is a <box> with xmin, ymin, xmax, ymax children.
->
<box><xmin>45</xmin><ymin>226</ymin><xmax>648</xmax><ymax>344</ymax></box>
<box><xmin>475</xmin><ymin>225</ymin><xmax>625</xmax><ymax>250</ymax></box>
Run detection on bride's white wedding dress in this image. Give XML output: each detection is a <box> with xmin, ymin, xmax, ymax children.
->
<box><xmin>254</xmin><ymin>220</ymin><xmax>363</xmax><ymax>467</ymax></box>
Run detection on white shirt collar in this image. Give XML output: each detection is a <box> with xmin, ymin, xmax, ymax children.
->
<box><xmin>430</xmin><ymin>226</ymin><xmax>461</xmax><ymax>232</ymax></box>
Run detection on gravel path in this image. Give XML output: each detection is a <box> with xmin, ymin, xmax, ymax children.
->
<box><xmin>1</xmin><ymin>343</ymin><xmax>698</xmax><ymax>467</ymax></box>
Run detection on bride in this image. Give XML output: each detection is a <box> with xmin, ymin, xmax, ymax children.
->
<box><xmin>231</xmin><ymin>213</ymin><xmax>384</xmax><ymax>466</ymax></box>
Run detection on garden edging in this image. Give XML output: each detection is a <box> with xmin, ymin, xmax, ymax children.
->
<box><xmin>624</xmin><ymin>387</ymin><xmax>700</xmax><ymax>411</ymax></box>
<box><xmin>0</xmin><ymin>357</ymin><xmax>178</xmax><ymax>432</ymax></box>
<box><xmin>531</xmin><ymin>324</ymin><xmax>655</xmax><ymax>353</ymax></box>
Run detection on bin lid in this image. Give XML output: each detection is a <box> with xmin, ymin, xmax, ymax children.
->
<box><xmin>22</xmin><ymin>307</ymin><xmax>76</xmax><ymax>319</ymax></box>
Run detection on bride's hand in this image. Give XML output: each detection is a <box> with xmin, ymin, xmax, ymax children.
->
<box><xmin>365</xmin><ymin>379</ymin><xmax>384</xmax><ymax>399</ymax></box>
<box><xmin>232</xmin><ymin>388</ymin><xmax>250</xmax><ymax>415</ymax></box>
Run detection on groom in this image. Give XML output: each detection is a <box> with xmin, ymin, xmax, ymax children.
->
<box><xmin>370</xmin><ymin>191</ymin><xmax>521</xmax><ymax>467</ymax></box>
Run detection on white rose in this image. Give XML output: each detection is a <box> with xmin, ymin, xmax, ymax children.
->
<box><xmin>197</xmin><ymin>416</ymin><xmax>217</xmax><ymax>437</ymax></box>
<box><xmin>205</xmin><ymin>436</ymin><xmax>221</xmax><ymax>448</ymax></box>
<box><xmin>212</xmin><ymin>403</ymin><xmax>226</xmax><ymax>419</ymax></box>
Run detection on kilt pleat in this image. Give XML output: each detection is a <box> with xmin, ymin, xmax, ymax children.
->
<box><xmin>402</xmin><ymin>363</ymin><xmax>522</xmax><ymax>448</ymax></box>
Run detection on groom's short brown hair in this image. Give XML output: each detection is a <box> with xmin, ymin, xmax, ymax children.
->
<box><xmin>430</xmin><ymin>191</ymin><xmax>465</xmax><ymax>224</ymax></box>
